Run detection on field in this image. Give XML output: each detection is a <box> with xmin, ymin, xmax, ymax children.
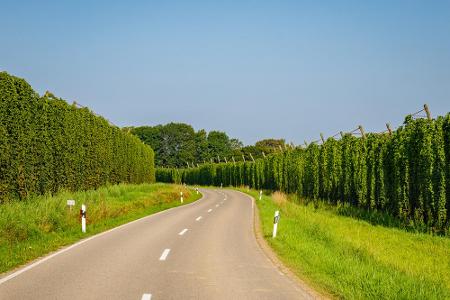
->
<box><xmin>0</xmin><ymin>183</ymin><xmax>201</xmax><ymax>274</ymax></box>
<box><xmin>243</xmin><ymin>189</ymin><xmax>450</xmax><ymax>299</ymax></box>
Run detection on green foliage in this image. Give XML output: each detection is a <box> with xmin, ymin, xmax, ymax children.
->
<box><xmin>246</xmin><ymin>188</ymin><xmax>450</xmax><ymax>299</ymax></box>
<box><xmin>157</xmin><ymin>111</ymin><xmax>450</xmax><ymax>233</ymax></box>
<box><xmin>0</xmin><ymin>72</ymin><xmax>155</xmax><ymax>202</ymax></box>
<box><xmin>131</xmin><ymin>124</ymin><xmax>240</xmax><ymax>167</ymax></box>
<box><xmin>0</xmin><ymin>183</ymin><xmax>200</xmax><ymax>273</ymax></box>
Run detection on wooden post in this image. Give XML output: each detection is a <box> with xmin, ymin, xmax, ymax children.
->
<box><xmin>232</xmin><ymin>156</ymin><xmax>236</xmax><ymax>164</ymax></box>
<box><xmin>217</xmin><ymin>156</ymin><xmax>220</xmax><ymax>163</ymax></box>
<box><xmin>210</xmin><ymin>158</ymin><xmax>213</xmax><ymax>164</ymax></box>
<box><xmin>304</xmin><ymin>140</ymin><xmax>308</xmax><ymax>147</ymax></box>
<box><xmin>186</xmin><ymin>162</ymin><xmax>190</xmax><ymax>168</ymax></box>
<box><xmin>242</xmin><ymin>155</ymin><xmax>246</xmax><ymax>162</ymax></box>
<box><xmin>249</xmin><ymin>153</ymin><xmax>255</xmax><ymax>162</ymax></box>
<box><xmin>386</xmin><ymin>123</ymin><xmax>392</xmax><ymax>135</ymax></box>
<box><xmin>224</xmin><ymin>157</ymin><xmax>228</xmax><ymax>163</ymax></box>
<box><xmin>424</xmin><ymin>104</ymin><xmax>432</xmax><ymax>120</ymax></box>
<box><xmin>262</xmin><ymin>152</ymin><xmax>266</xmax><ymax>158</ymax></box>
<box><xmin>278</xmin><ymin>145</ymin><xmax>283</xmax><ymax>152</ymax></box>
<box><xmin>340</xmin><ymin>131</ymin><xmax>344</xmax><ymax>138</ymax></box>
<box><xmin>320</xmin><ymin>133</ymin><xmax>325</xmax><ymax>144</ymax></box>
<box><xmin>358</xmin><ymin>125</ymin><xmax>366</xmax><ymax>139</ymax></box>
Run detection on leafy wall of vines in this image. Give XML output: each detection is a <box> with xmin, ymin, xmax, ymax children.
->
<box><xmin>0</xmin><ymin>72</ymin><xmax>155</xmax><ymax>202</ymax></box>
<box><xmin>157</xmin><ymin>113</ymin><xmax>450</xmax><ymax>232</ymax></box>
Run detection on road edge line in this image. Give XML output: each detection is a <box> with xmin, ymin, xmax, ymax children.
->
<box><xmin>0</xmin><ymin>190</ymin><xmax>205</xmax><ymax>285</ymax></box>
<box><xmin>234</xmin><ymin>190</ymin><xmax>325</xmax><ymax>300</ymax></box>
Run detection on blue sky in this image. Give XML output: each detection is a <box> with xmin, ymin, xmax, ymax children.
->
<box><xmin>1</xmin><ymin>1</ymin><xmax>449</xmax><ymax>145</ymax></box>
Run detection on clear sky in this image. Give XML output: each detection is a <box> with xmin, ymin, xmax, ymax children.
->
<box><xmin>1</xmin><ymin>1</ymin><xmax>449</xmax><ymax>145</ymax></box>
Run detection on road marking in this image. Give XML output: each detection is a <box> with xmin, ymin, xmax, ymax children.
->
<box><xmin>196</xmin><ymin>216</ymin><xmax>202</xmax><ymax>221</ymax></box>
<box><xmin>216</xmin><ymin>204</ymin><xmax>219</xmax><ymax>207</ymax></box>
<box><xmin>0</xmin><ymin>191</ymin><xmax>206</xmax><ymax>286</ymax></box>
<box><xmin>159</xmin><ymin>249</ymin><xmax>171</xmax><ymax>261</ymax></box>
<box><xmin>141</xmin><ymin>294</ymin><xmax>152</xmax><ymax>300</ymax></box>
<box><xmin>207</xmin><ymin>209</ymin><xmax>212</xmax><ymax>213</ymax></box>
<box><xmin>179</xmin><ymin>228</ymin><xmax>188</xmax><ymax>235</ymax></box>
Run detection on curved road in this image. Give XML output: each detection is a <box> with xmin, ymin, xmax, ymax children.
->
<box><xmin>0</xmin><ymin>189</ymin><xmax>314</xmax><ymax>299</ymax></box>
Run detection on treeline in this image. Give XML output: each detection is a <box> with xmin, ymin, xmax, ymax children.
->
<box><xmin>130</xmin><ymin>123</ymin><xmax>287</xmax><ymax>168</ymax></box>
<box><xmin>157</xmin><ymin>114</ymin><xmax>450</xmax><ymax>233</ymax></box>
<box><xmin>0</xmin><ymin>72</ymin><xmax>155</xmax><ymax>202</ymax></box>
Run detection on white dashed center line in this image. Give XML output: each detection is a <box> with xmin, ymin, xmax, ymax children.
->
<box><xmin>141</xmin><ymin>293</ymin><xmax>152</xmax><ymax>300</ymax></box>
<box><xmin>159</xmin><ymin>249</ymin><xmax>171</xmax><ymax>261</ymax></box>
<box><xmin>179</xmin><ymin>229</ymin><xmax>188</xmax><ymax>236</ymax></box>
<box><xmin>208</xmin><ymin>209</ymin><xmax>212</xmax><ymax>213</ymax></box>
<box><xmin>196</xmin><ymin>216</ymin><xmax>202</xmax><ymax>221</ymax></box>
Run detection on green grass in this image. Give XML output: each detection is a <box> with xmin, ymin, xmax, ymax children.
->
<box><xmin>0</xmin><ymin>183</ymin><xmax>201</xmax><ymax>274</ymax></box>
<box><xmin>241</xmin><ymin>189</ymin><xmax>450</xmax><ymax>299</ymax></box>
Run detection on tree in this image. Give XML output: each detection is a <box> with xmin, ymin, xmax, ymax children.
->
<box><xmin>207</xmin><ymin>131</ymin><xmax>233</xmax><ymax>162</ymax></box>
<box><xmin>195</xmin><ymin>129</ymin><xmax>209</xmax><ymax>163</ymax></box>
<box><xmin>230</xmin><ymin>138</ymin><xmax>243</xmax><ymax>150</ymax></box>
<box><xmin>132</xmin><ymin>123</ymin><xmax>196</xmax><ymax>167</ymax></box>
<box><xmin>241</xmin><ymin>145</ymin><xmax>263</xmax><ymax>160</ymax></box>
<box><xmin>255</xmin><ymin>139</ymin><xmax>286</xmax><ymax>154</ymax></box>
<box><xmin>159</xmin><ymin>123</ymin><xmax>196</xmax><ymax>167</ymax></box>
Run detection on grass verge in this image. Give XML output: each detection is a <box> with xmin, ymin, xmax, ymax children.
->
<box><xmin>240</xmin><ymin>189</ymin><xmax>450</xmax><ymax>299</ymax></box>
<box><xmin>0</xmin><ymin>183</ymin><xmax>201</xmax><ymax>274</ymax></box>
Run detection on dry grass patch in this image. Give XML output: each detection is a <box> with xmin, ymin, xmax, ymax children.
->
<box><xmin>272</xmin><ymin>191</ymin><xmax>288</xmax><ymax>206</ymax></box>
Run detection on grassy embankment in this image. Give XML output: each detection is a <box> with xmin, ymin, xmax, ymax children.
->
<box><xmin>0</xmin><ymin>183</ymin><xmax>201</xmax><ymax>274</ymax></box>
<box><xmin>242</xmin><ymin>189</ymin><xmax>450</xmax><ymax>299</ymax></box>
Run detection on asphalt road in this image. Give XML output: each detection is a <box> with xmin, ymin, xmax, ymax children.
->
<box><xmin>0</xmin><ymin>189</ymin><xmax>314</xmax><ymax>300</ymax></box>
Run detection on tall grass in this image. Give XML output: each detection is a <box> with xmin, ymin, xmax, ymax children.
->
<box><xmin>0</xmin><ymin>183</ymin><xmax>200</xmax><ymax>273</ymax></box>
<box><xmin>244</xmin><ymin>189</ymin><xmax>450</xmax><ymax>299</ymax></box>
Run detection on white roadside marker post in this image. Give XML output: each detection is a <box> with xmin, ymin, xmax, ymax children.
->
<box><xmin>259</xmin><ymin>190</ymin><xmax>262</xmax><ymax>200</ymax></box>
<box><xmin>80</xmin><ymin>204</ymin><xmax>87</xmax><ymax>233</ymax></box>
<box><xmin>180</xmin><ymin>191</ymin><xmax>184</xmax><ymax>203</ymax></box>
<box><xmin>195</xmin><ymin>187</ymin><xmax>199</xmax><ymax>195</ymax></box>
<box><xmin>273</xmin><ymin>210</ymin><xmax>280</xmax><ymax>238</ymax></box>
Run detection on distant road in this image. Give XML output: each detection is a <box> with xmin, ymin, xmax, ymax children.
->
<box><xmin>0</xmin><ymin>189</ymin><xmax>314</xmax><ymax>299</ymax></box>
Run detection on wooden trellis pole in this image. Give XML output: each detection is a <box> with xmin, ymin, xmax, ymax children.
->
<box><xmin>320</xmin><ymin>133</ymin><xmax>325</xmax><ymax>143</ymax></box>
<box><xmin>386</xmin><ymin>123</ymin><xmax>392</xmax><ymax>135</ymax></box>
<box><xmin>424</xmin><ymin>104</ymin><xmax>432</xmax><ymax>120</ymax></box>
<box><xmin>358</xmin><ymin>125</ymin><xmax>366</xmax><ymax>139</ymax></box>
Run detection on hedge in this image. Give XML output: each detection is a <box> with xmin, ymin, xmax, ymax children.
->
<box><xmin>0</xmin><ymin>72</ymin><xmax>155</xmax><ymax>202</ymax></box>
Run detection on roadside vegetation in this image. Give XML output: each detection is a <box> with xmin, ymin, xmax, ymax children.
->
<box><xmin>157</xmin><ymin>108</ymin><xmax>450</xmax><ymax>234</ymax></box>
<box><xmin>0</xmin><ymin>72</ymin><xmax>155</xmax><ymax>203</ymax></box>
<box><xmin>0</xmin><ymin>183</ymin><xmax>201</xmax><ymax>274</ymax></box>
<box><xmin>243</xmin><ymin>189</ymin><xmax>450</xmax><ymax>299</ymax></box>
